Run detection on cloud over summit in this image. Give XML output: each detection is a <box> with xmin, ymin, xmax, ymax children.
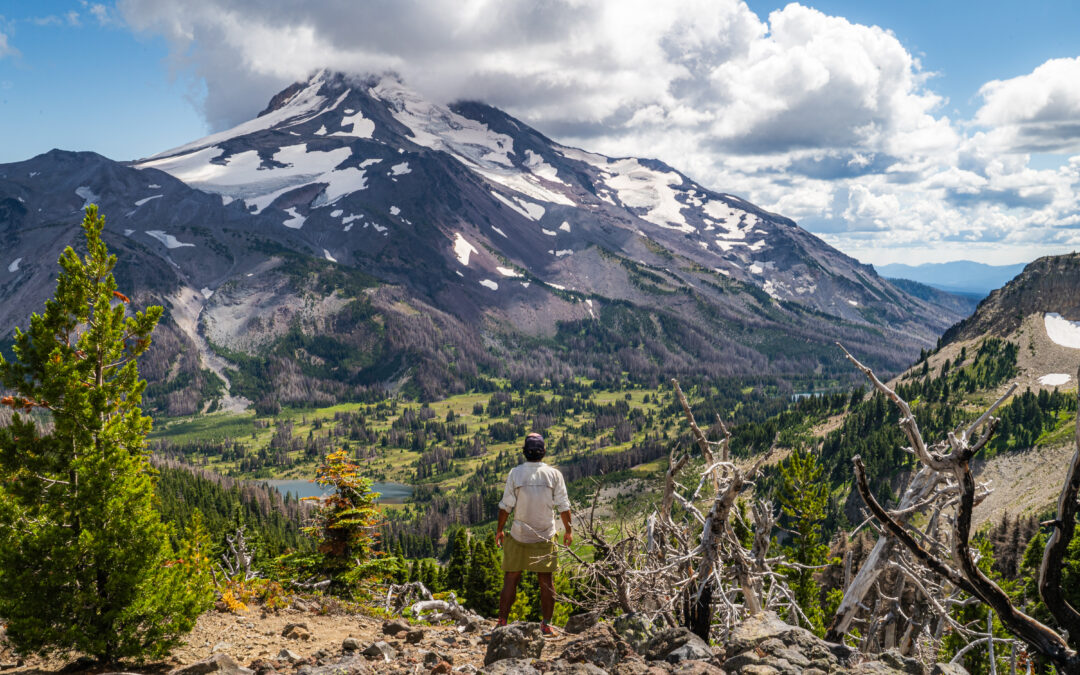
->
<box><xmin>117</xmin><ymin>0</ymin><xmax>1080</xmax><ymax>265</ymax></box>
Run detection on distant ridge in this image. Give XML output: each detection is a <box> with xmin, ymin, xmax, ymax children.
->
<box><xmin>876</xmin><ymin>260</ymin><xmax>1027</xmax><ymax>297</ymax></box>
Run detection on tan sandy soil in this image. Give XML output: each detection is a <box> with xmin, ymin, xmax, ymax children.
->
<box><xmin>3</xmin><ymin>600</ymin><xmax>541</xmax><ymax>674</ymax></box>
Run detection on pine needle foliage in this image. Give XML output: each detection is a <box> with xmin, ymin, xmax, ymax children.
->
<box><xmin>303</xmin><ymin>449</ymin><xmax>384</xmax><ymax>592</ymax></box>
<box><xmin>0</xmin><ymin>207</ymin><xmax>214</xmax><ymax>662</ymax></box>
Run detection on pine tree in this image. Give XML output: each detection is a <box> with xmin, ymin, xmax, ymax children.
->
<box><xmin>304</xmin><ymin>449</ymin><xmax>384</xmax><ymax>594</ymax></box>
<box><xmin>444</xmin><ymin>528</ymin><xmax>470</xmax><ymax>596</ymax></box>
<box><xmin>0</xmin><ymin>206</ymin><xmax>214</xmax><ymax>662</ymax></box>
<box><xmin>776</xmin><ymin>447</ymin><xmax>830</xmax><ymax>636</ymax></box>
<box><xmin>465</xmin><ymin>534</ymin><xmax>501</xmax><ymax>616</ymax></box>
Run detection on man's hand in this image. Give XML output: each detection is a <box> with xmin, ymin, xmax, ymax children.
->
<box><xmin>496</xmin><ymin>530</ymin><xmax>504</xmax><ymax>548</ymax></box>
<box><xmin>563</xmin><ymin>529</ymin><xmax>572</xmax><ymax>546</ymax></box>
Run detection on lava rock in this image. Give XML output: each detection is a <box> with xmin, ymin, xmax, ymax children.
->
<box><xmin>361</xmin><ymin>641</ymin><xmax>396</xmax><ymax>662</ymax></box>
<box><xmin>168</xmin><ymin>653</ymin><xmax>255</xmax><ymax>675</ymax></box>
<box><xmin>382</xmin><ymin>621</ymin><xmax>411</xmax><ymax>636</ymax></box>
<box><xmin>612</xmin><ymin>614</ymin><xmax>656</xmax><ymax>653</ymax></box>
<box><xmin>484</xmin><ymin>623</ymin><xmax>545</xmax><ymax>666</ymax></box>
<box><xmin>405</xmin><ymin>629</ymin><xmax>425</xmax><ymax>645</ymax></box>
<box><xmin>478</xmin><ymin>659</ymin><xmax>541</xmax><ymax>675</ymax></box>
<box><xmin>559</xmin><ymin>623</ymin><xmax>630</xmax><ymax>669</ymax></box>
<box><xmin>641</xmin><ymin>628</ymin><xmax>712</xmax><ymax>664</ymax></box>
<box><xmin>563</xmin><ymin>613</ymin><xmax>599</xmax><ymax>635</ymax></box>
<box><xmin>281</xmin><ymin>623</ymin><xmax>311</xmax><ymax>641</ymax></box>
<box><xmin>342</xmin><ymin>638</ymin><xmax>362</xmax><ymax>652</ymax></box>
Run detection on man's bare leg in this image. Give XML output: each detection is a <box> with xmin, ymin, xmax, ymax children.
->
<box><xmin>537</xmin><ymin>572</ymin><xmax>555</xmax><ymax>625</ymax></box>
<box><xmin>498</xmin><ymin>571</ymin><xmax>521</xmax><ymax>624</ymax></box>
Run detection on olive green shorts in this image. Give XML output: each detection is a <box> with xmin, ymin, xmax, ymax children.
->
<box><xmin>502</xmin><ymin>534</ymin><xmax>558</xmax><ymax>573</ymax></box>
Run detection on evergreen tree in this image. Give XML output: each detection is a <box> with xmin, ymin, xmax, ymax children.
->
<box><xmin>776</xmin><ymin>447</ymin><xmax>830</xmax><ymax>635</ymax></box>
<box><xmin>0</xmin><ymin>206</ymin><xmax>214</xmax><ymax>662</ymax></box>
<box><xmin>444</xmin><ymin>528</ymin><xmax>470</xmax><ymax>596</ymax></box>
<box><xmin>303</xmin><ymin>449</ymin><xmax>384</xmax><ymax>594</ymax></box>
<box><xmin>465</xmin><ymin>534</ymin><xmax>501</xmax><ymax>616</ymax></box>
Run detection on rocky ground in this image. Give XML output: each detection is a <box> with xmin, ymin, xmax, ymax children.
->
<box><xmin>2</xmin><ymin>601</ymin><xmax>971</xmax><ymax>675</ymax></box>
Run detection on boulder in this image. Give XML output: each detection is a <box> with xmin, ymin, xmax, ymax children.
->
<box><xmin>564</xmin><ymin>613</ymin><xmax>599</xmax><ymax>635</ymax></box>
<box><xmin>559</xmin><ymin>623</ymin><xmax>630</xmax><ymax>669</ymax></box>
<box><xmin>930</xmin><ymin>665</ymin><xmax>969</xmax><ymax>675</ymax></box>
<box><xmin>282</xmin><ymin>623</ymin><xmax>311</xmax><ymax>641</ymax></box>
<box><xmin>168</xmin><ymin>653</ymin><xmax>254</xmax><ymax>675</ymax></box>
<box><xmin>382</xmin><ymin>620</ymin><xmax>411</xmax><ymax>636</ymax></box>
<box><xmin>484</xmin><ymin>623</ymin><xmax>545</xmax><ymax>666</ymax></box>
<box><xmin>405</xmin><ymin>629</ymin><xmax>426</xmax><ymax>645</ymax></box>
<box><xmin>423</xmin><ymin>651</ymin><xmax>454</xmax><ymax>667</ymax></box>
<box><xmin>612</xmin><ymin>614</ymin><xmax>656</xmax><ymax>653</ymax></box>
<box><xmin>478</xmin><ymin>658</ymin><xmax>541</xmax><ymax>675</ymax></box>
<box><xmin>295</xmin><ymin>655</ymin><xmax>372</xmax><ymax>675</ymax></box>
<box><xmin>532</xmin><ymin>659</ymin><xmax>608</xmax><ymax>674</ymax></box>
<box><xmin>276</xmin><ymin>649</ymin><xmax>301</xmax><ymax>663</ymax></box>
<box><xmin>641</xmin><ymin>628</ymin><xmax>713</xmax><ymax>664</ymax></box>
<box><xmin>610</xmin><ymin>656</ymin><xmax>672</xmax><ymax>675</ymax></box>
<box><xmin>342</xmin><ymin>637</ymin><xmax>363</xmax><ymax>652</ymax></box>
<box><xmin>431</xmin><ymin>663</ymin><xmax>452</xmax><ymax>675</ymax></box>
<box><xmin>361</xmin><ymin>641</ymin><xmax>396</xmax><ymax>662</ymax></box>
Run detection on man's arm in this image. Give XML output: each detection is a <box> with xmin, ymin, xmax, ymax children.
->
<box><xmin>496</xmin><ymin>470</ymin><xmax>516</xmax><ymax>547</ymax></box>
<box><xmin>560</xmin><ymin>510</ymin><xmax>572</xmax><ymax>546</ymax></box>
<box><xmin>496</xmin><ymin>508</ymin><xmax>510</xmax><ymax>547</ymax></box>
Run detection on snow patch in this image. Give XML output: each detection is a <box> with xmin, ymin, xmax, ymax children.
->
<box><xmin>314</xmin><ymin>125</ymin><xmax>328</xmax><ymax>136</ymax></box>
<box><xmin>479</xmin><ymin>279</ymin><xmax>498</xmax><ymax>291</ymax></box>
<box><xmin>75</xmin><ymin>186</ymin><xmax>100</xmax><ymax>208</ymax></box>
<box><xmin>847</xmin><ymin>299</ymin><xmax>859</xmax><ymax>307</ymax></box>
<box><xmin>331</xmin><ymin>209</ymin><xmax>344</xmax><ymax>218</ymax></box>
<box><xmin>283</xmin><ymin>207</ymin><xmax>306</xmax><ymax>229</ymax></box>
<box><xmin>491</xmin><ymin>226</ymin><xmax>508</xmax><ymax>238</ymax></box>
<box><xmin>390</xmin><ymin>205</ymin><xmax>401</xmax><ymax>216</ymax></box>
<box><xmin>1045</xmin><ymin>313</ymin><xmax>1080</xmax><ymax>349</ymax></box>
<box><xmin>145</xmin><ymin>230</ymin><xmax>195</xmax><ymax>249</ymax></box>
<box><xmin>523</xmin><ymin>150</ymin><xmax>566</xmax><ymax>185</ymax></box>
<box><xmin>323</xmin><ymin>249</ymin><xmax>337</xmax><ymax>263</ymax></box>
<box><xmin>7</xmin><ymin>258</ymin><xmax>21</xmax><ymax>273</ymax></box>
<box><xmin>123</xmin><ymin>229</ymin><xmax>134</xmax><ymax>236</ymax></box>
<box><xmin>390</xmin><ymin>162</ymin><xmax>411</xmax><ymax>176</ymax></box>
<box><xmin>1038</xmin><ymin>373</ymin><xmax>1072</xmax><ymax>386</ymax></box>
<box><xmin>148</xmin><ymin>184</ymin><xmax>161</xmax><ymax>188</ymax></box>
<box><xmin>200</xmin><ymin>287</ymin><xmax>214</xmax><ymax>299</ymax></box>
<box><xmin>496</xmin><ymin>267</ymin><xmax>522</xmax><ymax>277</ymax></box>
<box><xmin>491</xmin><ymin>191</ymin><xmax>545</xmax><ymax>221</ymax></box>
<box><xmin>453</xmin><ymin>233</ymin><xmax>478</xmax><ymax>266</ymax></box>
<box><xmin>134</xmin><ymin>194</ymin><xmax>162</xmax><ymax>207</ymax></box>
<box><xmin>373</xmin><ymin>78</ymin><xmax>514</xmax><ymax>169</ymax></box>
<box><xmin>334</xmin><ymin>109</ymin><xmax>375</xmax><ymax>138</ymax></box>
<box><xmin>559</xmin><ymin>221</ymin><xmax>571</xmax><ymax>232</ymax></box>
<box><xmin>139</xmin><ymin>143</ymin><xmax>368</xmax><ymax>213</ymax></box>
<box><xmin>553</xmin><ymin>249</ymin><xmax>573</xmax><ymax>257</ymax></box>
<box><xmin>542</xmin><ymin>229</ymin><xmax>557</xmax><ymax>236</ymax></box>
<box><xmin>748</xmin><ymin>263</ymin><xmax>763</xmax><ymax>275</ymax></box>
<box><xmin>603</xmin><ymin>159</ymin><xmax>691</xmax><ymax>232</ymax></box>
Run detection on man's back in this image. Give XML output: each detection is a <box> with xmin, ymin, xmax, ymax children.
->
<box><xmin>499</xmin><ymin>461</ymin><xmax>570</xmax><ymax>543</ymax></box>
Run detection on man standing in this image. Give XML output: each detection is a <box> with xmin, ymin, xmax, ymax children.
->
<box><xmin>495</xmin><ymin>432</ymin><xmax>572</xmax><ymax>635</ymax></box>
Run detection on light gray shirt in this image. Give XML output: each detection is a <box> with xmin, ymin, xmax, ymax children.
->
<box><xmin>499</xmin><ymin>461</ymin><xmax>571</xmax><ymax>544</ymax></box>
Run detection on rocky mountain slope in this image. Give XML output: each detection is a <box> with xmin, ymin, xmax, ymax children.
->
<box><xmin>1</xmin><ymin>71</ymin><xmax>968</xmax><ymax>414</ymax></box>
<box><xmin>895</xmin><ymin>252</ymin><xmax>1080</xmax><ymax>525</ymax></box>
<box><xmin>4</xmin><ymin>604</ymin><xmax>968</xmax><ymax>675</ymax></box>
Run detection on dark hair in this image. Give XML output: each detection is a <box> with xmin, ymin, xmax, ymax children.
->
<box><xmin>523</xmin><ymin>432</ymin><xmax>545</xmax><ymax>461</ymax></box>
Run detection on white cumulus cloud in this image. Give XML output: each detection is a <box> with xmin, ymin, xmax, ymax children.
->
<box><xmin>114</xmin><ymin>0</ymin><xmax>1080</xmax><ymax>264</ymax></box>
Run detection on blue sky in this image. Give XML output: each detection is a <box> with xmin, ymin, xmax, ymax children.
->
<box><xmin>3</xmin><ymin>0</ymin><xmax>1080</xmax><ymax>266</ymax></box>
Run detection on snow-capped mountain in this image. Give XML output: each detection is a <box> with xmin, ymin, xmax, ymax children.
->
<box><xmin>1</xmin><ymin>71</ymin><xmax>968</xmax><ymax>413</ymax></box>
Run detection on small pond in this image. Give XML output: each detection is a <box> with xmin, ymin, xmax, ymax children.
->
<box><xmin>261</xmin><ymin>479</ymin><xmax>413</xmax><ymax>504</ymax></box>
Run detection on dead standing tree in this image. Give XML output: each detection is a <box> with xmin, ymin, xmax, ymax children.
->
<box><xmin>565</xmin><ymin>379</ymin><xmax>808</xmax><ymax>643</ymax></box>
<box><xmin>838</xmin><ymin>349</ymin><xmax>1080</xmax><ymax>673</ymax></box>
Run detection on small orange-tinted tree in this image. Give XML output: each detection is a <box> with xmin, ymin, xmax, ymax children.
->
<box><xmin>305</xmin><ymin>449</ymin><xmax>385</xmax><ymax>593</ymax></box>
